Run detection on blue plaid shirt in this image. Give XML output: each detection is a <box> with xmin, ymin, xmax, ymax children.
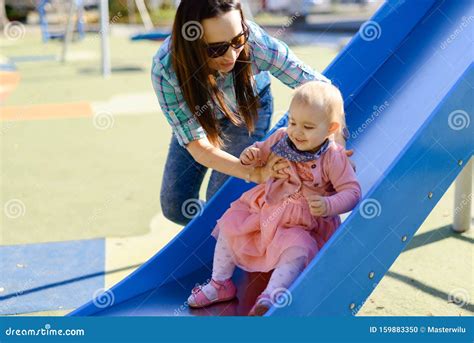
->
<box><xmin>151</xmin><ymin>20</ymin><xmax>330</xmax><ymax>147</ymax></box>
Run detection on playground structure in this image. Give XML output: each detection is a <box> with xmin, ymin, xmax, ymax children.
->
<box><xmin>38</xmin><ymin>0</ymin><xmax>86</xmax><ymax>42</ymax></box>
<box><xmin>56</xmin><ymin>1</ymin><xmax>257</xmax><ymax>73</ymax></box>
<box><xmin>49</xmin><ymin>0</ymin><xmax>470</xmax><ymax>316</ymax></box>
<box><xmin>129</xmin><ymin>0</ymin><xmax>256</xmax><ymax>41</ymax></box>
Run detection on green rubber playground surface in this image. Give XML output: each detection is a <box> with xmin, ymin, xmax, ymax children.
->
<box><xmin>2</xmin><ymin>30</ymin><xmax>471</xmax><ymax>318</ymax></box>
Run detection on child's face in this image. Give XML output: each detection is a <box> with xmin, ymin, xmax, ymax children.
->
<box><xmin>287</xmin><ymin>101</ymin><xmax>330</xmax><ymax>152</ymax></box>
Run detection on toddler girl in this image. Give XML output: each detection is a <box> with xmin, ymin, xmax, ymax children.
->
<box><xmin>187</xmin><ymin>81</ymin><xmax>361</xmax><ymax>316</ymax></box>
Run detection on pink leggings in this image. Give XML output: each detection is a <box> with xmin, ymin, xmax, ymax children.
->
<box><xmin>212</xmin><ymin>234</ymin><xmax>306</xmax><ymax>296</ymax></box>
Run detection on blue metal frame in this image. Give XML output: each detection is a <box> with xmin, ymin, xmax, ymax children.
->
<box><xmin>69</xmin><ymin>0</ymin><xmax>473</xmax><ymax>317</ymax></box>
<box><xmin>130</xmin><ymin>31</ymin><xmax>170</xmax><ymax>41</ymax></box>
<box><xmin>38</xmin><ymin>0</ymin><xmax>85</xmax><ymax>42</ymax></box>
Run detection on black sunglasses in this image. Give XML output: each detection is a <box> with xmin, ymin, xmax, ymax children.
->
<box><xmin>204</xmin><ymin>29</ymin><xmax>249</xmax><ymax>58</ymax></box>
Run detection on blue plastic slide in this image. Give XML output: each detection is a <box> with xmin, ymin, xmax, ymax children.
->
<box><xmin>69</xmin><ymin>0</ymin><xmax>473</xmax><ymax>316</ymax></box>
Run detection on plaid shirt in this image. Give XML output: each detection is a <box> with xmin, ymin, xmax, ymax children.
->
<box><xmin>151</xmin><ymin>20</ymin><xmax>330</xmax><ymax>147</ymax></box>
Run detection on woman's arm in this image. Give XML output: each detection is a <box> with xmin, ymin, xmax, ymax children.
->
<box><xmin>187</xmin><ymin>136</ymin><xmax>290</xmax><ymax>184</ymax></box>
<box><xmin>152</xmin><ymin>54</ymin><xmax>209</xmax><ymax>147</ymax></box>
<box><xmin>153</xmin><ymin>55</ymin><xmax>289</xmax><ymax>183</ymax></box>
<box><xmin>187</xmin><ymin>137</ymin><xmax>263</xmax><ymax>184</ymax></box>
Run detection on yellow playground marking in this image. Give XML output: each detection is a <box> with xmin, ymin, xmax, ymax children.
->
<box><xmin>1</xmin><ymin>102</ymin><xmax>93</xmax><ymax>121</ymax></box>
<box><xmin>0</xmin><ymin>71</ymin><xmax>20</xmax><ymax>102</ymax></box>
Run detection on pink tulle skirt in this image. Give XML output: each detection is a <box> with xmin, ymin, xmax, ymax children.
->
<box><xmin>211</xmin><ymin>183</ymin><xmax>341</xmax><ymax>272</ymax></box>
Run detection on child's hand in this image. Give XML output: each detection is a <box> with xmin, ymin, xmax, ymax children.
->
<box><xmin>240</xmin><ymin>147</ymin><xmax>261</xmax><ymax>166</ymax></box>
<box><xmin>345</xmin><ymin>149</ymin><xmax>356</xmax><ymax>172</ymax></box>
<box><xmin>307</xmin><ymin>194</ymin><xmax>328</xmax><ymax>217</ymax></box>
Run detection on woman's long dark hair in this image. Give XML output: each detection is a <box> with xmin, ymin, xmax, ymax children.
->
<box><xmin>171</xmin><ymin>0</ymin><xmax>259</xmax><ymax>147</ymax></box>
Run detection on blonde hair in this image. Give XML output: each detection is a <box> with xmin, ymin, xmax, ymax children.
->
<box><xmin>291</xmin><ymin>81</ymin><xmax>346</xmax><ymax>130</ymax></box>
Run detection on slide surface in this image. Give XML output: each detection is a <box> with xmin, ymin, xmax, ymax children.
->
<box><xmin>69</xmin><ymin>0</ymin><xmax>473</xmax><ymax>316</ymax></box>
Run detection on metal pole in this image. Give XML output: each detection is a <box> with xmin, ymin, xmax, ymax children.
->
<box><xmin>127</xmin><ymin>0</ymin><xmax>136</xmax><ymax>24</ymax></box>
<box><xmin>453</xmin><ymin>157</ymin><xmax>472</xmax><ymax>232</ymax></box>
<box><xmin>0</xmin><ymin>0</ymin><xmax>9</xmax><ymax>30</ymax></box>
<box><xmin>100</xmin><ymin>0</ymin><xmax>111</xmax><ymax>77</ymax></box>
<box><xmin>60</xmin><ymin>0</ymin><xmax>77</xmax><ymax>63</ymax></box>
<box><xmin>135</xmin><ymin>0</ymin><xmax>153</xmax><ymax>31</ymax></box>
<box><xmin>241</xmin><ymin>0</ymin><xmax>254</xmax><ymax>22</ymax></box>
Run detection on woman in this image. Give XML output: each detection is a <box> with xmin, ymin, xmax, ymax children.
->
<box><xmin>151</xmin><ymin>0</ymin><xmax>345</xmax><ymax>225</ymax></box>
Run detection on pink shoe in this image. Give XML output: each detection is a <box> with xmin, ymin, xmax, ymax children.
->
<box><xmin>187</xmin><ymin>278</ymin><xmax>237</xmax><ymax>308</ymax></box>
<box><xmin>248</xmin><ymin>293</ymin><xmax>273</xmax><ymax>316</ymax></box>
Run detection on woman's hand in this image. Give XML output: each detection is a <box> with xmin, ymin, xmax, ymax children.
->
<box><xmin>261</xmin><ymin>153</ymin><xmax>290</xmax><ymax>181</ymax></box>
<box><xmin>248</xmin><ymin>153</ymin><xmax>289</xmax><ymax>184</ymax></box>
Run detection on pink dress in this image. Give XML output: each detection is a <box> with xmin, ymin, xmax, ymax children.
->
<box><xmin>211</xmin><ymin>128</ymin><xmax>361</xmax><ymax>272</ymax></box>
